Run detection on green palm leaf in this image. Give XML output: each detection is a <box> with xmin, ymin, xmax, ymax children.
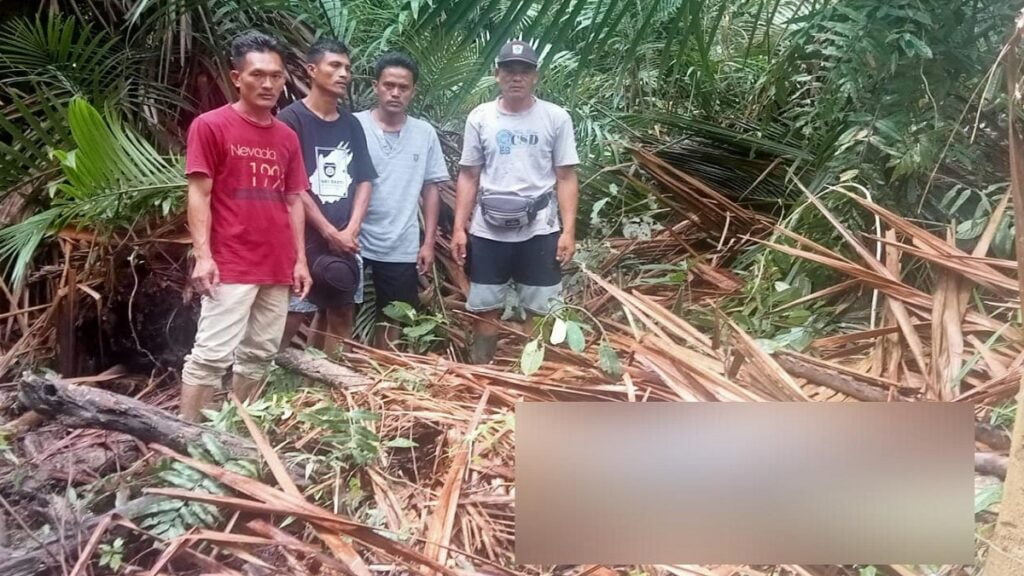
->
<box><xmin>0</xmin><ymin>97</ymin><xmax>185</xmax><ymax>289</ymax></box>
<box><xmin>0</xmin><ymin>13</ymin><xmax>183</xmax><ymax>124</ymax></box>
<box><xmin>0</xmin><ymin>87</ymin><xmax>70</xmax><ymax>197</ymax></box>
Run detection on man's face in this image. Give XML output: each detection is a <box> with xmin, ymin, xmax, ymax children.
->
<box><xmin>373</xmin><ymin>67</ymin><xmax>415</xmax><ymax>115</ymax></box>
<box><xmin>307</xmin><ymin>51</ymin><xmax>352</xmax><ymax>99</ymax></box>
<box><xmin>495</xmin><ymin>62</ymin><xmax>538</xmax><ymax>99</ymax></box>
<box><xmin>230</xmin><ymin>51</ymin><xmax>286</xmax><ymax>110</ymax></box>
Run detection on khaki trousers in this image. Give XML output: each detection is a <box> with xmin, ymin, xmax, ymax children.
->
<box><xmin>181</xmin><ymin>283</ymin><xmax>289</xmax><ymax>388</ymax></box>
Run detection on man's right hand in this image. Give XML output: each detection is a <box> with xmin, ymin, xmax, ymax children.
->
<box><xmin>191</xmin><ymin>256</ymin><xmax>220</xmax><ymax>298</ymax></box>
<box><xmin>328</xmin><ymin>227</ymin><xmax>359</xmax><ymax>254</ymax></box>
<box><xmin>451</xmin><ymin>229</ymin><xmax>468</xmax><ymax>267</ymax></box>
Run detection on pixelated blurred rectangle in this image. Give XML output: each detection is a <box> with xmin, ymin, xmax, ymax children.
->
<box><xmin>516</xmin><ymin>402</ymin><xmax>973</xmax><ymax>565</ymax></box>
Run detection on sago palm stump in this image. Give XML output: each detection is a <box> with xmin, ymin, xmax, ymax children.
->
<box><xmin>16</xmin><ymin>373</ymin><xmax>257</xmax><ymax>461</ymax></box>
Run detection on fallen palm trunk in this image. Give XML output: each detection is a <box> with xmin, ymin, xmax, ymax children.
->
<box><xmin>1</xmin><ymin>366</ymin><xmax>129</xmax><ymax>437</ymax></box>
<box><xmin>774</xmin><ymin>351</ymin><xmax>915</xmax><ymax>402</ymax></box>
<box><xmin>16</xmin><ymin>373</ymin><xmax>257</xmax><ymax>460</ymax></box>
<box><xmin>274</xmin><ymin>347</ymin><xmax>375</xmax><ymax>388</ymax></box>
<box><xmin>0</xmin><ymin>495</ymin><xmax>165</xmax><ymax>576</ymax></box>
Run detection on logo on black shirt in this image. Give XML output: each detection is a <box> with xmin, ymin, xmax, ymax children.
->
<box><xmin>312</xmin><ymin>145</ymin><xmax>353</xmax><ymax>201</ymax></box>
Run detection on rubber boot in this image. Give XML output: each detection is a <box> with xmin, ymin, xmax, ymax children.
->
<box><xmin>179</xmin><ymin>383</ymin><xmax>215</xmax><ymax>423</ymax></box>
<box><xmin>231</xmin><ymin>374</ymin><xmax>262</xmax><ymax>403</ymax></box>
<box><xmin>468</xmin><ymin>333</ymin><xmax>499</xmax><ymax>365</ymax></box>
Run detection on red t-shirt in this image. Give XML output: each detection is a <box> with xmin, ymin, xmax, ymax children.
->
<box><xmin>185</xmin><ymin>104</ymin><xmax>307</xmax><ymax>285</ymax></box>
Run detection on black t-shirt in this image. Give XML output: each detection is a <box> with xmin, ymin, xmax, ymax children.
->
<box><xmin>277</xmin><ymin>101</ymin><xmax>377</xmax><ymax>252</ymax></box>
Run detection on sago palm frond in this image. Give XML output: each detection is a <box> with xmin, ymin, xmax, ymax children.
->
<box><xmin>0</xmin><ymin>12</ymin><xmax>182</xmax><ymax>126</ymax></box>
<box><xmin>0</xmin><ymin>15</ymin><xmax>124</xmax><ymax>95</ymax></box>
<box><xmin>0</xmin><ymin>86</ymin><xmax>70</xmax><ymax>198</ymax></box>
<box><xmin>0</xmin><ymin>97</ymin><xmax>185</xmax><ymax>289</ymax></box>
<box><xmin>382</xmin><ymin>29</ymin><xmax>491</xmax><ymax>124</ymax></box>
<box><xmin>123</xmin><ymin>0</ymin><xmax>325</xmax><ymax>101</ymax></box>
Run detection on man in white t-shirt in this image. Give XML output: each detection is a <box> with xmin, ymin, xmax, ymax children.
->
<box><xmin>450</xmin><ymin>40</ymin><xmax>580</xmax><ymax>364</ymax></box>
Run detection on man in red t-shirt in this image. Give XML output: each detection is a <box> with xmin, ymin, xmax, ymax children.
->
<box><xmin>178</xmin><ymin>31</ymin><xmax>312</xmax><ymax>422</ymax></box>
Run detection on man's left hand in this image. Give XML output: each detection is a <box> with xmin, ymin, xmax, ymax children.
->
<box><xmin>417</xmin><ymin>245</ymin><xmax>435</xmax><ymax>276</ymax></box>
<box><xmin>556</xmin><ymin>232</ymin><xmax>575</xmax><ymax>266</ymax></box>
<box><xmin>293</xmin><ymin>260</ymin><xmax>312</xmax><ymax>299</ymax></box>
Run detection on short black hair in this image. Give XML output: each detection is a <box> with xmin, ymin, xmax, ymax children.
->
<box><xmin>230</xmin><ymin>30</ymin><xmax>285</xmax><ymax>70</ymax></box>
<box><xmin>307</xmin><ymin>37</ymin><xmax>350</xmax><ymax>63</ymax></box>
<box><xmin>374</xmin><ymin>52</ymin><xmax>419</xmax><ymax>84</ymax></box>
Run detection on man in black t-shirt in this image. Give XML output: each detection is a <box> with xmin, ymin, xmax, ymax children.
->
<box><xmin>277</xmin><ymin>37</ymin><xmax>377</xmax><ymax>359</ymax></box>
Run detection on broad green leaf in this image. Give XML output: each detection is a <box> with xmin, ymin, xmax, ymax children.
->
<box><xmin>521</xmin><ymin>338</ymin><xmax>545</xmax><ymax>375</ymax></box>
<box><xmin>403</xmin><ymin>319</ymin><xmax>438</xmax><ymax>338</ymax></box>
<box><xmin>955</xmin><ymin>218</ymin><xmax>987</xmax><ymax>240</ymax></box>
<box><xmin>589</xmin><ymin>196</ymin><xmax>611</xmax><ymax>225</ymax></box>
<box><xmin>383</xmin><ymin>301</ymin><xmax>416</xmax><ymax>323</ymax></box>
<box><xmin>550</xmin><ymin>318</ymin><xmax>567</xmax><ymax>345</ymax></box>
<box><xmin>565</xmin><ymin>321</ymin><xmax>586</xmax><ymax>353</ymax></box>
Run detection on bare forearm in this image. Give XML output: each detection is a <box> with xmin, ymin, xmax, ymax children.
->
<box><xmin>300</xmin><ymin>192</ymin><xmax>336</xmax><ymax>239</ymax></box>
<box><xmin>453</xmin><ymin>170</ymin><xmax>479</xmax><ymax>234</ymax></box>
<box><xmin>347</xmin><ymin>182</ymin><xmax>372</xmax><ymax>232</ymax></box>
<box><xmin>421</xmin><ymin>183</ymin><xmax>440</xmax><ymax>245</ymax></box>
<box><xmin>556</xmin><ymin>170</ymin><xmax>579</xmax><ymax>237</ymax></box>
<box><xmin>288</xmin><ymin>196</ymin><xmax>306</xmax><ymax>263</ymax></box>
<box><xmin>187</xmin><ymin>188</ymin><xmax>213</xmax><ymax>259</ymax></box>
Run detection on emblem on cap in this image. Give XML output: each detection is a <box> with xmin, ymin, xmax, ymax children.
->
<box><xmin>512</xmin><ymin>44</ymin><xmax>523</xmax><ymax>54</ymax></box>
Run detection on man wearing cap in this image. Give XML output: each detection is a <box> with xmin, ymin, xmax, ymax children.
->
<box><xmin>450</xmin><ymin>40</ymin><xmax>580</xmax><ymax>364</ymax></box>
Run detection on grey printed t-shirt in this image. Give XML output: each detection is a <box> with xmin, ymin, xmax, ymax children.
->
<box><xmin>459</xmin><ymin>97</ymin><xmax>579</xmax><ymax>243</ymax></box>
<box><xmin>355</xmin><ymin>110</ymin><xmax>450</xmax><ymax>263</ymax></box>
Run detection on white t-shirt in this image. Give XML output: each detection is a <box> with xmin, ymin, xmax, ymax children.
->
<box><xmin>459</xmin><ymin>97</ymin><xmax>579</xmax><ymax>242</ymax></box>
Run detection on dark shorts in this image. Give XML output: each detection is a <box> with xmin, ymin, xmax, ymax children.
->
<box><xmin>363</xmin><ymin>258</ymin><xmax>420</xmax><ymax>315</ymax></box>
<box><xmin>306</xmin><ymin>251</ymin><xmax>360</xmax><ymax>309</ymax></box>
<box><xmin>465</xmin><ymin>232</ymin><xmax>563</xmax><ymax>315</ymax></box>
